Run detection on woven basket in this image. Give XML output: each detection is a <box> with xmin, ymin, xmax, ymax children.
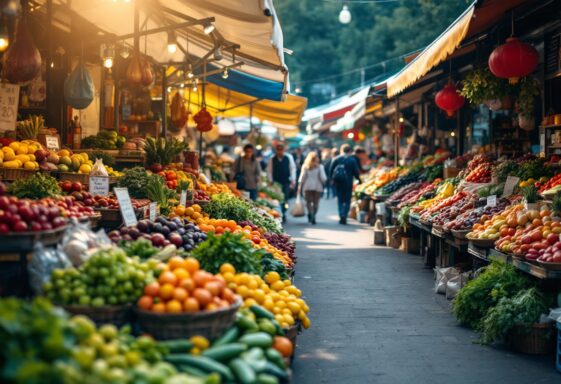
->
<box><xmin>509</xmin><ymin>323</ymin><xmax>555</xmax><ymax>354</ymax></box>
<box><xmin>1</xmin><ymin>168</ymin><xmax>40</xmax><ymax>181</ymax></box>
<box><xmin>56</xmin><ymin>172</ymin><xmax>90</xmax><ymax>184</ymax></box>
<box><xmin>63</xmin><ymin>305</ymin><xmax>131</xmax><ymax>326</ymax></box>
<box><xmin>135</xmin><ymin>299</ymin><xmax>241</xmax><ymax>340</ymax></box>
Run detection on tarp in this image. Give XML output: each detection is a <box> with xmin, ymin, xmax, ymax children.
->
<box><xmin>304</xmin><ymin>87</ymin><xmax>370</xmax><ymax>125</ymax></box>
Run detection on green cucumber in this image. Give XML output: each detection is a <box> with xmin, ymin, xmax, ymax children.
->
<box><xmin>258</xmin><ymin>319</ymin><xmax>277</xmax><ymax>336</ymax></box>
<box><xmin>157</xmin><ymin>340</ymin><xmax>194</xmax><ymax>353</ymax></box>
<box><xmin>250</xmin><ymin>304</ymin><xmax>275</xmax><ymax>320</ymax></box>
<box><xmin>239</xmin><ymin>332</ymin><xmax>273</xmax><ymax>348</ymax></box>
<box><xmin>265</xmin><ymin>348</ymin><xmax>286</xmax><ymax>369</ymax></box>
<box><xmin>164</xmin><ymin>355</ymin><xmax>234</xmax><ymax>381</ymax></box>
<box><xmin>176</xmin><ymin>364</ymin><xmax>208</xmax><ymax>377</ymax></box>
<box><xmin>262</xmin><ymin>361</ymin><xmax>288</xmax><ymax>380</ymax></box>
<box><xmin>204</xmin><ymin>373</ymin><xmax>221</xmax><ymax>384</ymax></box>
<box><xmin>257</xmin><ymin>373</ymin><xmax>280</xmax><ymax>384</ymax></box>
<box><xmin>237</xmin><ymin>316</ymin><xmax>259</xmax><ymax>331</ymax></box>
<box><xmin>202</xmin><ymin>343</ymin><xmax>248</xmax><ymax>362</ymax></box>
<box><xmin>213</xmin><ymin>327</ymin><xmax>240</xmax><ymax>347</ymax></box>
<box><xmin>229</xmin><ymin>358</ymin><xmax>257</xmax><ymax>384</ymax></box>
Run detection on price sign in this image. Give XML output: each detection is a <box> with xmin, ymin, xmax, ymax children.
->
<box><xmin>502</xmin><ymin>176</ymin><xmax>520</xmax><ymax>198</ymax></box>
<box><xmin>180</xmin><ymin>190</ymin><xmax>187</xmax><ymax>206</ymax></box>
<box><xmin>149</xmin><ymin>202</ymin><xmax>158</xmax><ymax>221</ymax></box>
<box><xmin>89</xmin><ymin>176</ymin><xmax>110</xmax><ymax>196</ymax></box>
<box><xmin>0</xmin><ymin>83</ymin><xmax>20</xmax><ymax>131</ymax></box>
<box><xmin>487</xmin><ymin>195</ymin><xmax>497</xmax><ymax>207</ymax></box>
<box><xmin>114</xmin><ymin>187</ymin><xmax>138</xmax><ymax>227</ymax></box>
<box><xmin>45</xmin><ymin>135</ymin><xmax>60</xmax><ymax>151</ymax></box>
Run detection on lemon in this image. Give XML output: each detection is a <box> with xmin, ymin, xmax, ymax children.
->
<box><xmin>264</xmin><ymin>271</ymin><xmax>281</xmax><ymax>284</ymax></box>
<box><xmin>8</xmin><ymin>142</ymin><xmax>19</xmax><ymax>151</ymax></box>
<box><xmin>79</xmin><ymin>164</ymin><xmax>92</xmax><ymax>174</ymax></box>
<box><xmin>16</xmin><ymin>144</ymin><xmax>28</xmax><ymax>155</ymax></box>
<box><xmin>2</xmin><ymin>147</ymin><xmax>15</xmax><ymax>161</ymax></box>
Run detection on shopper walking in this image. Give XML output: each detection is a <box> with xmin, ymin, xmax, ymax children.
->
<box><xmin>232</xmin><ymin>143</ymin><xmax>262</xmax><ymax>201</ymax></box>
<box><xmin>298</xmin><ymin>152</ymin><xmax>327</xmax><ymax>224</ymax></box>
<box><xmin>329</xmin><ymin>144</ymin><xmax>361</xmax><ymax>225</ymax></box>
<box><xmin>267</xmin><ymin>143</ymin><xmax>297</xmax><ymax>222</ymax></box>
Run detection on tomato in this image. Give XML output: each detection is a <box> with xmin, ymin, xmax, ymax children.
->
<box><xmin>273</xmin><ymin>336</ymin><xmax>294</xmax><ymax>358</ymax></box>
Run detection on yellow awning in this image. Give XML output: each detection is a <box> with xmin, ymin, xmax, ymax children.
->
<box><xmin>179</xmin><ymin>83</ymin><xmax>307</xmax><ymax>126</ymax></box>
<box><xmin>387</xmin><ymin>4</ymin><xmax>475</xmax><ymax>97</ymax></box>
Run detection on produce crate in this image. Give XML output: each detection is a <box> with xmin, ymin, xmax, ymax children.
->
<box><xmin>0</xmin><ymin>226</ymin><xmax>67</xmax><ymax>248</ymax></box>
<box><xmin>385</xmin><ymin>226</ymin><xmax>400</xmax><ymax>249</ymax></box>
<box><xmin>0</xmin><ymin>168</ymin><xmax>40</xmax><ymax>181</ymax></box>
<box><xmin>400</xmin><ymin>236</ymin><xmax>420</xmax><ymax>254</ymax></box>
<box><xmin>95</xmin><ymin>208</ymin><xmax>144</xmax><ymax>230</ymax></box>
<box><xmin>284</xmin><ymin>321</ymin><xmax>301</xmax><ymax>366</ymax></box>
<box><xmin>508</xmin><ymin>323</ymin><xmax>555</xmax><ymax>355</ymax></box>
<box><xmin>78</xmin><ymin>214</ymin><xmax>102</xmax><ymax>229</ymax></box>
<box><xmin>63</xmin><ymin>305</ymin><xmax>131</xmax><ymax>327</ymax></box>
<box><xmin>135</xmin><ymin>299</ymin><xmax>241</xmax><ymax>340</ymax></box>
<box><xmin>55</xmin><ymin>171</ymin><xmax>90</xmax><ymax>185</ymax></box>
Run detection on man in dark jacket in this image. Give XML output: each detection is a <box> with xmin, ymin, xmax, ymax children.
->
<box><xmin>329</xmin><ymin>144</ymin><xmax>361</xmax><ymax>224</ymax></box>
<box><xmin>267</xmin><ymin>143</ymin><xmax>296</xmax><ymax>222</ymax></box>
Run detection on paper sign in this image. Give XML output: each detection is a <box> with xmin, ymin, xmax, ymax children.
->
<box><xmin>0</xmin><ymin>83</ymin><xmax>20</xmax><ymax>131</ymax></box>
<box><xmin>89</xmin><ymin>176</ymin><xmax>109</xmax><ymax>196</ymax></box>
<box><xmin>114</xmin><ymin>187</ymin><xmax>138</xmax><ymax>227</ymax></box>
<box><xmin>45</xmin><ymin>135</ymin><xmax>60</xmax><ymax>151</ymax></box>
<box><xmin>180</xmin><ymin>190</ymin><xmax>187</xmax><ymax>206</ymax></box>
<box><xmin>149</xmin><ymin>202</ymin><xmax>157</xmax><ymax>221</ymax></box>
<box><xmin>487</xmin><ymin>195</ymin><xmax>497</xmax><ymax>207</ymax></box>
<box><xmin>502</xmin><ymin>176</ymin><xmax>520</xmax><ymax>198</ymax></box>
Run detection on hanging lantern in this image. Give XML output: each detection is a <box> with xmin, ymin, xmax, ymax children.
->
<box><xmin>435</xmin><ymin>81</ymin><xmax>464</xmax><ymax>118</ymax></box>
<box><xmin>193</xmin><ymin>107</ymin><xmax>213</xmax><ymax>132</ymax></box>
<box><xmin>3</xmin><ymin>17</ymin><xmax>42</xmax><ymax>84</ymax></box>
<box><xmin>488</xmin><ymin>37</ymin><xmax>538</xmax><ymax>84</ymax></box>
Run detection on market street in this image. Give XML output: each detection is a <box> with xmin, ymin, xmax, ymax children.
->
<box><xmin>286</xmin><ymin>198</ymin><xmax>560</xmax><ymax>384</ymax></box>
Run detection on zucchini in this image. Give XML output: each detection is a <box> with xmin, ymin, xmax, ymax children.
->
<box><xmin>164</xmin><ymin>354</ymin><xmax>234</xmax><ymax>381</ymax></box>
<box><xmin>239</xmin><ymin>332</ymin><xmax>273</xmax><ymax>348</ymax></box>
<box><xmin>176</xmin><ymin>364</ymin><xmax>208</xmax><ymax>377</ymax></box>
<box><xmin>229</xmin><ymin>358</ymin><xmax>257</xmax><ymax>384</ymax></box>
<box><xmin>262</xmin><ymin>361</ymin><xmax>288</xmax><ymax>380</ymax></box>
<box><xmin>265</xmin><ymin>348</ymin><xmax>286</xmax><ymax>369</ymax></box>
<box><xmin>249</xmin><ymin>305</ymin><xmax>275</xmax><ymax>320</ymax></box>
<box><xmin>157</xmin><ymin>340</ymin><xmax>194</xmax><ymax>353</ymax></box>
<box><xmin>202</xmin><ymin>343</ymin><xmax>248</xmax><ymax>362</ymax></box>
<box><xmin>257</xmin><ymin>373</ymin><xmax>280</xmax><ymax>384</ymax></box>
<box><xmin>213</xmin><ymin>327</ymin><xmax>240</xmax><ymax>347</ymax></box>
<box><xmin>241</xmin><ymin>347</ymin><xmax>267</xmax><ymax>372</ymax></box>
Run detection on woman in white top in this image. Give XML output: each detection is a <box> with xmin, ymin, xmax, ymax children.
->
<box><xmin>298</xmin><ymin>151</ymin><xmax>327</xmax><ymax>224</ymax></box>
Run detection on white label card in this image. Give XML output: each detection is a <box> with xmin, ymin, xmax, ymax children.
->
<box><xmin>45</xmin><ymin>135</ymin><xmax>60</xmax><ymax>151</ymax></box>
<box><xmin>0</xmin><ymin>83</ymin><xmax>20</xmax><ymax>131</ymax></box>
<box><xmin>149</xmin><ymin>202</ymin><xmax>157</xmax><ymax>221</ymax></box>
<box><xmin>487</xmin><ymin>195</ymin><xmax>497</xmax><ymax>207</ymax></box>
<box><xmin>502</xmin><ymin>176</ymin><xmax>520</xmax><ymax>198</ymax></box>
<box><xmin>89</xmin><ymin>176</ymin><xmax>109</xmax><ymax>196</ymax></box>
<box><xmin>114</xmin><ymin>187</ymin><xmax>138</xmax><ymax>227</ymax></box>
<box><xmin>180</xmin><ymin>190</ymin><xmax>187</xmax><ymax>206</ymax></box>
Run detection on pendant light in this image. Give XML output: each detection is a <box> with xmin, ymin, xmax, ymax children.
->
<box><xmin>167</xmin><ymin>31</ymin><xmax>177</xmax><ymax>54</ymax></box>
<box><xmin>339</xmin><ymin>4</ymin><xmax>351</xmax><ymax>24</ymax></box>
<box><xmin>0</xmin><ymin>21</ymin><xmax>8</xmax><ymax>52</ymax></box>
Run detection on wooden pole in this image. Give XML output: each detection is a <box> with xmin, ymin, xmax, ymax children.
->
<box><xmin>394</xmin><ymin>96</ymin><xmax>400</xmax><ymax>166</ymax></box>
<box><xmin>162</xmin><ymin>66</ymin><xmax>167</xmax><ymax>137</ymax></box>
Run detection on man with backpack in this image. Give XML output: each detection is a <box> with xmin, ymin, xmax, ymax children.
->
<box><xmin>329</xmin><ymin>144</ymin><xmax>361</xmax><ymax>224</ymax></box>
<box><xmin>267</xmin><ymin>143</ymin><xmax>297</xmax><ymax>223</ymax></box>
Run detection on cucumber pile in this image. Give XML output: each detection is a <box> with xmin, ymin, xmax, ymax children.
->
<box><xmin>162</xmin><ymin>305</ymin><xmax>290</xmax><ymax>384</ymax></box>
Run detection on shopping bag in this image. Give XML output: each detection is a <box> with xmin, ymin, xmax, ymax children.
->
<box><xmin>291</xmin><ymin>196</ymin><xmax>305</xmax><ymax>217</ymax></box>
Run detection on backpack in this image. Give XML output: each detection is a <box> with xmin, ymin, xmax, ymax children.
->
<box><xmin>332</xmin><ymin>161</ymin><xmax>348</xmax><ymax>185</ymax></box>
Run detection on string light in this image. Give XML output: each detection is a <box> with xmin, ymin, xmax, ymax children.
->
<box><xmin>222</xmin><ymin>68</ymin><xmax>229</xmax><ymax>79</ymax></box>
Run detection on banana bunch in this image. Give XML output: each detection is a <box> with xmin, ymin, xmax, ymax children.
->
<box><xmin>16</xmin><ymin>115</ymin><xmax>44</xmax><ymax>140</ymax></box>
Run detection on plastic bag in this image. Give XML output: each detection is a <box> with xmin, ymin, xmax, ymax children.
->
<box><xmin>434</xmin><ymin>267</ymin><xmax>459</xmax><ymax>294</ymax></box>
<box><xmin>90</xmin><ymin>158</ymin><xmax>109</xmax><ymax>177</ymax></box>
<box><xmin>445</xmin><ymin>272</ymin><xmax>470</xmax><ymax>299</ymax></box>
<box><xmin>28</xmin><ymin>243</ymin><xmax>71</xmax><ymax>295</ymax></box>
<box><xmin>64</xmin><ymin>61</ymin><xmax>95</xmax><ymax>109</ymax></box>
<box><xmin>291</xmin><ymin>195</ymin><xmax>305</xmax><ymax>217</ymax></box>
<box><xmin>60</xmin><ymin>218</ymin><xmax>111</xmax><ymax>267</ymax></box>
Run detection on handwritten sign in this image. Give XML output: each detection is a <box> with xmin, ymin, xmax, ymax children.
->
<box><xmin>502</xmin><ymin>176</ymin><xmax>520</xmax><ymax>198</ymax></box>
<box><xmin>0</xmin><ymin>83</ymin><xmax>20</xmax><ymax>131</ymax></box>
<box><xmin>149</xmin><ymin>202</ymin><xmax>157</xmax><ymax>221</ymax></box>
<box><xmin>114</xmin><ymin>187</ymin><xmax>138</xmax><ymax>227</ymax></box>
<box><xmin>180</xmin><ymin>190</ymin><xmax>187</xmax><ymax>206</ymax></box>
<box><xmin>487</xmin><ymin>195</ymin><xmax>497</xmax><ymax>207</ymax></box>
<box><xmin>45</xmin><ymin>135</ymin><xmax>60</xmax><ymax>151</ymax></box>
<box><xmin>89</xmin><ymin>176</ymin><xmax>109</xmax><ymax>196</ymax></box>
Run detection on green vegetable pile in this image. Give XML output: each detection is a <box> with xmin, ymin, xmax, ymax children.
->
<box><xmin>258</xmin><ymin>184</ymin><xmax>284</xmax><ymax>202</ymax></box>
<box><xmin>424</xmin><ymin>164</ymin><xmax>443</xmax><ymax>182</ymax></box>
<box><xmin>204</xmin><ymin>193</ymin><xmax>282</xmax><ymax>234</ymax></box>
<box><xmin>477</xmin><ymin>183</ymin><xmax>504</xmax><ymax>198</ymax></box>
<box><xmin>120</xmin><ymin>239</ymin><xmax>160</xmax><ymax>259</ymax></box>
<box><xmin>81</xmin><ymin>130</ymin><xmax>126</xmax><ymax>150</ymax></box>
<box><xmin>8</xmin><ymin>172</ymin><xmax>61</xmax><ymax>199</ymax></box>
<box><xmin>118</xmin><ymin>167</ymin><xmax>151</xmax><ymax>199</ymax></box>
<box><xmin>453</xmin><ymin>260</ymin><xmax>535</xmax><ymax>329</ymax></box>
<box><xmin>145</xmin><ymin>175</ymin><xmax>177</xmax><ymax>215</ymax></box>
<box><xmin>144</xmin><ymin>137</ymin><xmax>188</xmax><ymax>166</ymax></box>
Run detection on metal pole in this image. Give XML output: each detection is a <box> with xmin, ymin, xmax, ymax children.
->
<box><xmin>360</xmin><ymin>68</ymin><xmax>365</xmax><ymax>87</ymax></box>
<box><xmin>394</xmin><ymin>96</ymin><xmax>400</xmax><ymax>166</ymax></box>
<box><xmin>162</xmin><ymin>66</ymin><xmax>167</xmax><ymax>137</ymax></box>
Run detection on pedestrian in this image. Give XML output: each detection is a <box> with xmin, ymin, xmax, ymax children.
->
<box><xmin>298</xmin><ymin>152</ymin><xmax>327</xmax><ymax>224</ymax></box>
<box><xmin>329</xmin><ymin>144</ymin><xmax>361</xmax><ymax>225</ymax></box>
<box><xmin>267</xmin><ymin>143</ymin><xmax>297</xmax><ymax>222</ymax></box>
<box><xmin>352</xmin><ymin>146</ymin><xmax>368</xmax><ymax>174</ymax></box>
<box><xmin>232</xmin><ymin>143</ymin><xmax>261</xmax><ymax>201</ymax></box>
<box><xmin>321</xmin><ymin>148</ymin><xmax>334</xmax><ymax>199</ymax></box>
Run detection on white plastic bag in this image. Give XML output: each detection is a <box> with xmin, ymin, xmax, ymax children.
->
<box><xmin>60</xmin><ymin>218</ymin><xmax>112</xmax><ymax>267</ymax></box>
<box><xmin>446</xmin><ymin>272</ymin><xmax>470</xmax><ymax>300</ymax></box>
<box><xmin>291</xmin><ymin>196</ymin><xmax>305</xmax><ymax>217</ymax></box>
<box><xmin>28</xmin><ymin>243</ymin><xmax>71</xmax><ymax>295</ymax></box>
<box><xmin>90</xmin><ymin>158</ymin><xmax>109</xmax><ymax>176</ymax></box>
<box><xmin>434</xmin><ymin>267</ymin><xmax>459</xmax><ymax>294</ymax></box>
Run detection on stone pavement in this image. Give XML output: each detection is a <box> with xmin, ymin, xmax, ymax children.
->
<box><xmin>285</xmin><ymin>198</ymin><xmax>560</xmax><ymax>384</ymax></box>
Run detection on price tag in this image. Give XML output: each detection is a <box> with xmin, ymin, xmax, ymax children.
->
<box><xmin>149</xmin><ymin>202</ymin><xmax>157</xmax><ymax>221</ymax></box>
<box><xmin>0</xmin><ymin>83</ymin><xmax>20</xmax><ymax>131</ymax></box>
<box><xmin>502</xmin><ymin>176</ymin><xmax>520</xmax><ymax>198</ymax></box>
<box><xmin>89</xmin><ymin>176</ymin><xmax>109</xmax><ymax>196</ymax></box>
<box><xmin>114</xmin><ymin>187</ymin><xmax>138</xmax><ymax>227</ymax></box>
<box><xmin>487</xmin><ymin>195</ymin><xmax>497</xmax><ymax>207</ymax></box>
<box><xmin>45</xmin><ymin>135</ymin><xmax>60</xmax><ymax>151</ymax></box>
<box><xmin>180</xmin><ymin>190</ymin><xmax>187</xmax><ymax>206</ymax></box>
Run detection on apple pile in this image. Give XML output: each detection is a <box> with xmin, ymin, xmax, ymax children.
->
<box><xmin>0</xmin><ymin>196</ymin><xmax>67</xmax><ymax>233</ymax></box>
<box><xmin>444</xmin><ymin>199</ymin><xmax>510</xmax><ymax>231</ymax></box>
<box><xmin>429</xmin><ymin>192</ymin><xmax>475</xmax><ymax>226</ymax></box>
<box><xmin>465</xmin><ymin>163</ymin><xmax>492</xmax><ymax>183</ymax></box>
<box><xmin>194</xmin><ymin>190</ymin><xmax>209</xmax><ymax>201</ymax></box>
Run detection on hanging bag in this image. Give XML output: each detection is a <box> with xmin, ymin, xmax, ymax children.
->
<box><xmin>234</xmin><ymin>158</ymin><xmax>246</xmax><ymax>190</ymax></box>
<box><xmin>64</xmin><ymin>60</ymin><xmax>95</xmax><ymax>109</ymax></box>
<box><xmin>291</xmin><ymin>195</ymin><xmax>305</xmax><ymax>217</ymax></box>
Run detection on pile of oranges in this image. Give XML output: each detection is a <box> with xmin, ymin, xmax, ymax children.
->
<box><xmin>137</xmin><ymin>256</ymin><xmax>238</xmax><ymax>314</ymax></box>
<box><xmin>198</xmin><ymin>182</ymin><xmax>234</xmax><ymax>196</ymax></box>
<box><xmin>217</xmin><ymin>264</ymin><xmax>311</xmax><ymax>330</ymax></box>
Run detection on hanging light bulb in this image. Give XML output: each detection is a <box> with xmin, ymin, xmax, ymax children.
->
<box><xmin>339</xmin><ymin>4</ymin><xmax>351</xmax><ymax>24</ymax></box>
<box><xmin>0</xmin><ymin>31</ymin><xmax>8</xmax><ymax>53</ymax></box>
<box><xmin>213</xmin><ymin>47</ymin><xmax>223</xmax><ymax>61</ymax></box>
<box><xmin>222</xmin><ymin>68</ymin><xmax>229</xmax><ymax>79</ymax></box>
<box><xmin>186</xmin><ymin>64</ymin><xmax>194</xmax><ymax>79</ymax></box>
<box><xmin>167</xmin><ymin>86</ymin><xmax>172</xmax><ymax>92</ymax></box>
<box><xmin>167</xmin><ymin>31</ymin><xmax>177</xmax><ymax>54</ymax></box>
<box><xmin>203</xmin><ymin>22</ymin><xmax>215</xmax><ymax>35</ymax></box>
<box><xmin>120</xmin><ymin>44</ymin><xmax>131</xmax><ymax>59</ymax></box>
<box><xmin>180</xmin><ymin>83</ymin><xmax>185</xmax><ymax>88</ymax></box>
<box><xmin>103</xmin><ymin>45</ymin><xmax>115</xmax><ymax>69</ymax></box>
<box><xmin>192</xmin><ymin>81</ymin><xmax>198</xmax><ymax>92</ymax></box>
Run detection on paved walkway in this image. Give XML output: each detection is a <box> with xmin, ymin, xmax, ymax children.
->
<box><xmin>285</xmin><ymin>198</ymin><xmax>560</xmax><ymax>384</ymax></box>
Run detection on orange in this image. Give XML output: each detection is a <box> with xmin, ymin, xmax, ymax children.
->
<box><xmin>206</xmin><ymin>303</ymin><xmax>219</xmax><ymax>311</ymax></box>
<box><xmin>173</xmin><ymin>268</ymin><xmax>190</xmax><ymax>281</ymax></box>
<box><xmin>175</xmin><ymin>206</ymin><xmax>185</xmax><ymax>216</ymax></box>
<box><xmin>138</xmin><ymin>296</ymin><xmax>153</xmax><ymax>310</ymax></box>
<box><xmin>144</xmin><ymin>282</ymin><xmax>160</xmax><ymax>297</ymax></box>
<box><xmin>193</xmin><ymin>270</ymin><xmax>212</xmax><ymax>288</ymax></box>
<box><xmin>159</xmin><ymin>271</ymin><xmax>178</xmax><ymax>286</ymax></box>
<box><xmin>168</xmin><ymin>256</ymin><xmax>186</xmax><ymax>270</ymax></box>
<box><xmin>184</xmin><ymin>258</ymin><xmax>200</xmax><ymax>274</ymax></box>
<box><xmin>221</xmin><ymin>288</ymin><xmax>237</xmax><ymax>303</ymax></box>
<box><xmin>183</xmin><ymin>297</ymin><xmax>200</xmax><ymax>312</ymax></box>
<box><xmin>152</xmin><ymin>302</ymin><xmax>166</xmax><ymax>313</ymax></box>
<box><xmin>179</xmin><ymin>277</ymin><xmax>195</xmax><ymax>292</ymax></box>
<box><xmin>173</xmin><ymin>287</ymin><xmax>189</xmax><ymax>302</ymax></box>
<box><xmin>192</xmin><ymin>288</ymin><xmax>213</xmax><ymax>307</ymax></box>
<box><xmin>166</xmin><ymin>299</ymin><xmax>183</xmax><ymax>313</ymax></box>
<box><xmin>205</xmin><ymin>281</ymin><xmax>222</xmax><ymax>296</ymax></box>
<box><xmin>185</xmin><ymin>207</ymin><xmax>195</xmax><ymax>216</ymax></box>
<box><xmin>192</xmin><ymin>204</ymin><xmax>201</xmax><ymax>213</ymax></box>
<box><xmin>159</xmin><ymin>283</ymin><xmax>175</xmax><ymax>301</ymax></box>
<box><xmin>273</xmin><ymin>336</ymin><xmax>293</xmax><ymax>358</ymax></box>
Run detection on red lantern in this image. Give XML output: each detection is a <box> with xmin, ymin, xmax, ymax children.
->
<box><xmin>435</xmin><ymin>81</ymin><xmax>465</xmax><ymax>118</ymax></box>
<box><xmin>193</xmin><ymin>107</ymin><xmax>213</xmax><ymax>132</ymax></box>
<box><xmin>488</xmin><ymin>37</ymin><xmax>538</xmax><ymax>84</ymax></box>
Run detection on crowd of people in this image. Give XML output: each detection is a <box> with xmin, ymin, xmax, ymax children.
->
<box><xmin>205</xmin><ymin>142</ymin><xmax>373</xmax><ymax>225</ymax></box>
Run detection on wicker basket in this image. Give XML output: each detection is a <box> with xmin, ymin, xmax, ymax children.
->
<box><xmin>55</xmin><ymin>172</ymin><xmax>90</xmax><ymax>184</ymax></box>
<box><xmin>135</xmin><ymin>299</ymin><xmax>241</xmax><ymax>340</ymax></box>
<box><xmin>0</xmin><ymin>225</ymin><xmax>67</xmax><ymax>249</ymax></box>
<box><xmin>284</xmin><ymin>321</ymin><xmax>301</xmax><ymax>366</ymax></box>
<box><xmin>1</xmin><ymin>168</ymin><xmax>40</xmax><ymax>181</ymax></box>
<box><xmin>63</xmin><ymin>305</ymin><xmax>131</xmax><ymax>326</ymax></box>
<box><xmin>78</xmin><ymin>214</ymin><xmax>102</xmax><ymax>229</ymax></box>
<box><xmin>537</xmin><ymin>260</ymin><xmax>561</xmax><ymax>271</ymax></box>
<box><xmin>509</xmin><ymin>323</ymin><xmax>555</xmax><ymax>354</ymax></box>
